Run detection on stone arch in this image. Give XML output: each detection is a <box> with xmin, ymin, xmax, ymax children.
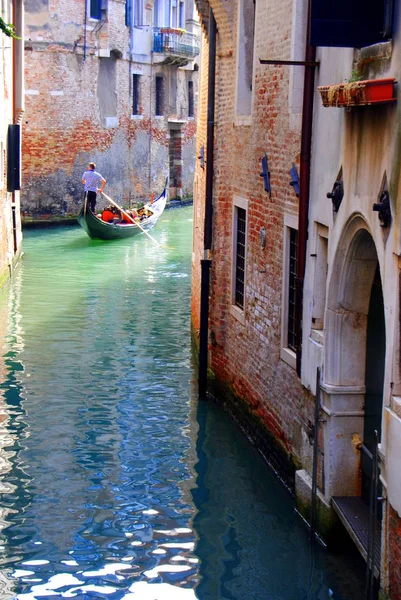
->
<box><xmin>321</xmin><ymin>215</ymin><xmax>385</xmax><ymax>499</ymax></box>
<box><xmin>325</xmin><ymin>215</ymin><xmax>379</xmax><ymax>388</ymax></box>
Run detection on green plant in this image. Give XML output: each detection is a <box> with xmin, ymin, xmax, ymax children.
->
<box><xmin>0</xmin><ymin>16</ymin><xmax>20</xmax><ymax>38</ymax></box>
<box><xmin>348</xmin><ymin>68</ymin><xmax>363</xmax><ymax>83</ymax></box>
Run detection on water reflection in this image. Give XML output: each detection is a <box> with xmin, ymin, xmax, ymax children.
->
<box><xmin>0</xmin><ymin>210</ymin><xmax>364</xmax><ymax>599</ymax></box>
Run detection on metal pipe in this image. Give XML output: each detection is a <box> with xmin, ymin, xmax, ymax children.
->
<box><xmin>198</xmin><ymin>7</ymin><xmax>216</xmax><ymax>397</ymax></box>
<box><xmin>310</xmin><ymin>366</ymin><xmax>320</xmax><ymax>542</ymax></box>
<box><xmin>204</xmin><ymin>8</ymin><xmax>216</xmax><ymax>250</ymax></box>
<box><xmin>295</xmin><ymin>0</ymin><xmax>316</xmax><ymax>376</ymax></box>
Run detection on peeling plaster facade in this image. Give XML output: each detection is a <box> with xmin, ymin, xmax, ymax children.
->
<box><xmin>22</xmin><ymin>0</ymin><xmax>200</xmax><ymax>217</ymax></box>
<box><xmin>0</xmin><ymin>0</ymin><xmax>24</xmax><ymax>289</ymax></box>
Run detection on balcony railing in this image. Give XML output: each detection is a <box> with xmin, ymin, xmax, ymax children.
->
<box><xmin>152</xmin><ymin>28</ymin><xmax>200</xmax><ymax>61</ymax></box>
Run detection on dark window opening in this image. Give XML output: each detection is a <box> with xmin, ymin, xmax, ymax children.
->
<box><xmin>188</xmin><ymin>80</ymin><xmax>194</xmax><ymax>117</ymax></box>
<box><xmin>133</xmin><ymin>74</ymin><xmax>140</xmax><ymax>114</ymax></box>
<box><xmin>155</xmin><ymin>76</ymin><xmax>164</xmax><ymax>116</ymax></box>
<box><xmin>235</xmin><ymin>207</ymin><xmax>246</xmax><ymax>309</ymax></box>
<box><xmin>287</xmin><ymin>227</ymin><xmax>298</xmax><ymax>352</ymax></box>
<box><xmin>90</xmin><ymin>0</ymin><xmax>102</xmax><ymax>20</ymax></box>
<box><xmin>310</xmin><ymin>0</ymin><xmax>393</xmax><ymax>48</ymax></box>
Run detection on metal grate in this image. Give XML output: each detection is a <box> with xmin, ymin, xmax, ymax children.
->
<box><xmin>155</xmin><ymin>76</ymin><xmax>164</xmax><ymax>116</ymax></box>
<box><xmin>235</xmin><ymin>207</ymin><xmax>246</xmax><ymax>309</ymax></box>
<box><xmin>287</xmin><ymin>228</ymin><xmax>298</xmax><ymax>352</ymax></box>
<box><xmin>133</xmin><ymin>74</ymin><xmax>140</xmax><ymax>115</ymax></box>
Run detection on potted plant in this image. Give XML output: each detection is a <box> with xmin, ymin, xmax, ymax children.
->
<box><xmin>318</xmin><ymin>77</ymin><xmax>396</xmax><ymax>108</ymax></box>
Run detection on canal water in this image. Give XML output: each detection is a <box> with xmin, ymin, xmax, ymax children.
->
<box><xmin>0</xmin><ymin>206</ymin><xmax>365</xmax><ymax>599</ymax></box>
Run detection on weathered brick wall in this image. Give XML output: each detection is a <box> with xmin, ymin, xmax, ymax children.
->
<box><xmin>192</xmin><ymin>0</ymin><xmax>313</xmax><ymax>473</ymax></box>
<box><xmin>22</xmin><ymin>0</ymin><xmax>199</xmax><ymax>216</ymax></box>
<box><xmin>389</xmin><ymin>506</ymin><xmax>401</xmax><ymax>600</ymax></box>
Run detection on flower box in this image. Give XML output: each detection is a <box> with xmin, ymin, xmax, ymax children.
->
<box><xmin>318</xmin><ymin>78</ymin><xmax>396</xmax><ymax>108</ymax></box>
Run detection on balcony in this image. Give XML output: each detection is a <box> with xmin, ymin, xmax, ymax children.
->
<box><xmin>152</xmin><ymin>28</ymin><xmax>200</xmax><ymax>66</ymax></box>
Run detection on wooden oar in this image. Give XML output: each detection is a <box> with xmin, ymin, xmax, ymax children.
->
<box><xmin>101</xmin><ymin>191</ymin><xmax>162</xmax><ymax>247</ymax></box>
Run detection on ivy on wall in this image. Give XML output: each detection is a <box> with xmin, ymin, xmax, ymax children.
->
<box><xmin>0</xmin><ymin>17</ymin><xmax>20</xmax><ymax>38</ymax></box>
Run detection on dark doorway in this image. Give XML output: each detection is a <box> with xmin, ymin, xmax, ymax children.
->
<box><xmin>362</xmin><ymin>264</ymin><xmax>385</xmax><ymax>509</ymax></box>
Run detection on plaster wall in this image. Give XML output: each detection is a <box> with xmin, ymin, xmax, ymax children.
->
<box><xmin>301</xmin><ymin>10</ymin><xmax>401</xmax><ymax>598</ymax></box>
<box><xmin>0</xmin><ymin>0</ymin><xmax>23</xmax><ymax>288</ymax></box>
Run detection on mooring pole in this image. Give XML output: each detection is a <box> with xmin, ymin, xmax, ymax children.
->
<box><xmin>310</xmin><ymin>366</ymin><xmax>321</xmax><ymax>542</ymax></box>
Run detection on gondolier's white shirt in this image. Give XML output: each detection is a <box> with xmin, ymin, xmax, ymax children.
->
<box><xmin>82</xmin><ymin>170</ymin><xmax>103</xmax><ymax>192</ymax></box>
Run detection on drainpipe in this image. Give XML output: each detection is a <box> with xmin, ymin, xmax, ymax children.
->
<box><xmin>198</xmin><ymin>6</ymin><xmax>216</xmax><ymax>398</ymax></box>
<box><xmin>295</xmin><ymin>0</ymin><xmax>316</xmax><ymax>377</ymax></box>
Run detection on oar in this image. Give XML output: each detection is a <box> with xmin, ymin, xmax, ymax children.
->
<box><xmin>101</xmin><ymin>191</ymin><xmax>162</xmax><ymax>247</ymax></box>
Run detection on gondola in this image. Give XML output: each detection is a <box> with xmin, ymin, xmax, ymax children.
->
<box><xmin>77</xmin><ymin>179</ymin><xmax>168</xmax><ymax>241</ymax></box>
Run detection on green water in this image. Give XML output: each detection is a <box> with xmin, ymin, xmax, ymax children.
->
<box><xmin>0</xmin><ymin>206</ymin><xmax>365</xmax><ymax>599</ymax></box>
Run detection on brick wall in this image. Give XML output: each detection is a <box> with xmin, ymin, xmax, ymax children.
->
<box><xmin>192</xmin><ymin>0</ymin><xmax>314</xmax><ymax>477</ymax></box>
<box><xmin>22</xmin><ymin>0</ymin><xmax>199</xmax><ymax>216</ymax></box>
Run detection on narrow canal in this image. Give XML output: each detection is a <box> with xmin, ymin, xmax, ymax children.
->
<box><xmin>0</xmin><ymin>206</ymin><xmax>365</xmax><ymax>599</ymax></box>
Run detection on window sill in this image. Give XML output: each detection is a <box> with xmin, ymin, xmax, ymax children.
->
<box><xmin>131</xmin><ymin>114</ymin><xmax>144</xmax><ymax>120</ymax></box>
<box><xmin>234</xmin><ymin>115</ymin><xmax>252</xmax><ymax>127</ymax></box>
<box><xmin>280</xmin><ymin>347</ymin><xmax>296</xmax><ymax>370</ymax></box>
<box><xmin>230</xmin><ymin>304</ymin><xmax>246</xmax><ymax>325</ymax></box>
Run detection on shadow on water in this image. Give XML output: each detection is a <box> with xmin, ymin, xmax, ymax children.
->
<box><xmin>191</xmin><ymin>398</ymin><xmax>366</xmax><ymax>600</ymax></box>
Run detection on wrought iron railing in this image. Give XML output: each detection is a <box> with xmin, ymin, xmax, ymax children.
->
<box><xmin>152</xmin><ymin>27</ymin><xmax>200</xmax><ymax>59</ymax></box>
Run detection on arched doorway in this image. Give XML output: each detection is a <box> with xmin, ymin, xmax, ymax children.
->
<box><xmin>322</xmin><ymin>218</ymin><xmax>385</xmax><ymax>572</ymax></box>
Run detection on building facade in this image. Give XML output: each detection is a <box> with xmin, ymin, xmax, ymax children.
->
<box><xmin>192</xmin><ymin>0</ymin><xmax>401</xmax><ymax>597</ymax></box>
<box><xmin>22</xmin><ymin>0</ymin><xmax>200</xmax><ymax>217</ymax></box>
<box><xmin>0</xmin><ymin>0</ymin><xmax>24</xmax><ymax>289</ymax></box>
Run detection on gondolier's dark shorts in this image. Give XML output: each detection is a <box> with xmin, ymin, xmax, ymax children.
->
<box><xmin>86</xmin><ymin>191</ymin><xmax>97</xmax><ymax>212</ymax></box>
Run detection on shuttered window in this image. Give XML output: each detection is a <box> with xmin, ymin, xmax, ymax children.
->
<box><xmin>89</xmin><ymin>0</ymin><xmax>102</xmax><ymax>20</ymax></box>
<box><xmin>287</xmin><ymin>228</ymin><xmax>298</xmax><ymax>353</ymax></box>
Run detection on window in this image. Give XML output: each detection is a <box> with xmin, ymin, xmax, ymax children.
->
<box><xmin>125</xmin><ymin>0</ymin><xmax>132</xmax><ymax>26</ymax></box>
<box><xmin>311</xmin><ymin>224</ymin><xmax>328</xmax><ymax>332</ymax></box>
<box><xmin>155</xmin><ymin>76</ymin><xmax>164</xmax><ymax>116</ymax></box>
<box><xmin>179</xmin><ymin>1</ymin><xmax>185</xmax><ymax>28</ymax></box>
<box><xmin>281</xmin><ymin>215</ymin><xmax>298</xmax><ymax>369</ymax></box>
<box><xmin>236</xmin><ymin>0</ymin><xmax>255</xmax><ymax>117</ymax></box>
<box><xmin>133</xmin><ymin>74</ymin><xmax>141</xmax><ymax>115</ymax></box>
<box><xmin>230</xmin><ymin>196</ymin><xmax>249</xmax><ymax>324</ymax></box>
<box><xmin>310</xmin><ymin>0</ymin><xmax>393</xmax><ymax>47</ymax></box>
<box><xmin>171</xmin><ymin>0</ymin><xmax>177</xmax><ymax>27</ymax></box>
<box><xmin>88</xmin><ymin>0</ymin><xmax>102</xmax><ymax>20</ymax></box>
<box><xmin>134</xmin><ymin>0</ymin><xmax>143</xmax><ymax>25</ymax></box>
<box><xmin>287</xmin><ymin>228</ymin><xmax>298</xmax><ymax>352</ymax></box>
<box><xmin>188</xmin><ymin>80</ymin><xmax>194</xmax><ymax>117</ymax></box>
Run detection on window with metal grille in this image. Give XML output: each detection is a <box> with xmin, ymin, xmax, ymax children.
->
<box><xmin>133</xmin><ymin>74</ymin><xmax>140</xmax><ymax>114</ymax></box>
<box><xmin>287</xmin><ymin>227</ymin><xmax>298</xmax><ymax>352</ymax></box>
<box><xmin>155</xmin><ymin>76</ymin><xmax>164</xmax><ymax>116</ymax></box>
<box><xmin>188</xmin><ymin>80</ymin><xmax>194</xmax><ymax>117</ymax></box>
<box><xmin>235</xmin><ymin>207</ymin><xmax>246</xmax><ymax>309</ymax></box>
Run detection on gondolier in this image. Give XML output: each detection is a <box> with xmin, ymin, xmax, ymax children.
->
<box><xmin>81</xmin><ymin>162</ymin><xmax>106</xmax><ymax>212</ymax></box>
